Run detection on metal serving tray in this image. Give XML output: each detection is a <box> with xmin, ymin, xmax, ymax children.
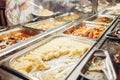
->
<box><xmin>100</xmin><ymin>39</ymin><xmax>120</xmax><ymax>62</ymax></box>
<box><xmin>24</xmin><ymin>18</ymin><xmax>67</xmax><ymax>31</ymax></box>
<box><xmin>79</xmin><ymin>49</ymin><xmax>116</xmax><ymax>80</ymax></box>
<box><xmin>106</xmin><ymin>21</ymin><xmax>120</xmax><ymax>40</ymax></box>
<box><xmin>62</xmin><ymin>22</ymin><xmax>108</xmax><ymax>41</ymax></box>
<box><xmin>1</xmin><ymin>35</ymin><xmax>94</xmax><ymax>80</ymax></box>
<box><xmin>0</xmin><ymin>26</ymin><xmax>41</xmax><ymax>54</ymax></box>
<box><xmin>24</xmin><ymin>12</ymin><xmax>83</xmax><ymax>31</ymax></box>
<box><xmin>100</xmin><ymin>9</ymin><xmax>120</xmax><ymax>16</ymax></box>
<box><xmin>0</xmin><ymin>66</ymin><xmax>29</xmax><ymax>80</ymax></box>
<box><xmin>54</xmin><ymin>12</ymin><xmax>83</xmax><ymax>21</ymax></box>
<box><xmin>84</xmin><ymin>15</ymin><xmax>117</xmax><ymax>25</ymax></box>
<box><xmin>99</xmin><ymin>38</ymin><xmax>120</xmax><ymax>80</ymax></box>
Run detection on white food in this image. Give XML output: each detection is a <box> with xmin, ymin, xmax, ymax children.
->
<box><xmin>10</xmin><ymin>37</ymin><xmax>91</xmax><ymax>80</ymax></box>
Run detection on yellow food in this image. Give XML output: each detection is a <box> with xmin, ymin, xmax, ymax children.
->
<box><xmin>11</xmin><ymin>37</ymin><xmax>91</xmax><ymax>73</ymax></box>
<box><xmin>38</xmin><ymin>9</ymin><xmax>53</xmax><ymax>16</ymax></box>
<box><xmin>25</xmin><ymin>18</ymin><xmax>65</xmax><ymax>30</ymax></box>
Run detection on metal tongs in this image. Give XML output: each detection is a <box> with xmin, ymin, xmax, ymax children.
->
<box><xmin>106</xmin><ymin>28</ymin><xmax>120</xmax><ymax>40</ymax></box>
<box><xmin>93</xmin><ymin>50</ymin><xmax>117</xmax><ymax>80</ymax></box>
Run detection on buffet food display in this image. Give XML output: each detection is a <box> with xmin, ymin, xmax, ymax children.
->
<box><xmin>24</xmin><ymin>12</ymin><xmax>82</xmax><ymax>30</ymax></box>
<box><xmin>0</xmin><ymin>2</ymin><xmax>120</xmax><ymax>80</ymax></box>
<box><xmin>0</xmin><ymin>27</ymin><xmax>40</xmax><ymax>51</ymax></box>
<box><xmin>93</xmin><ymin>17</ymin><xmax>113</xmax><ymax>23</ymax></box>
<box><xmin>63</xmin><ymin>23</ymin><xmax>107</xmax><ymax>39</ymax></box>
<box><xmin>55</xmin><ymin>13</ymin><xmax>81</xmax><ymax>22</ymax></box>
<box><xmin>79</xmin><ymin>49</ymin><xmax>116</xmax><ymax>80</ymax></box>
<box><xmin>100</xmin><ymin>4</ymin><xmax>120</xmax><ymax>16</ymax></box>
<box><xmin>9</xmin><ymin>36</ymin><xmax>92</xmax><ymax>80</ymax></box>
<box><xmin>101</xmin><ymin>9</ymin><xmax>120</xmax><ymax>15</ymax></box>
<box><xmin>84</xmin><ymin>15</ymin><xmax>115</xmax><ymax>25</ymax></box>
<box><xmin>24</xmin><ymin>18</ymin><xmax>65</xmax><ymax>30</ymax></box>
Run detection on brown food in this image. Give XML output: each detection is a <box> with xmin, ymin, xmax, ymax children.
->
<box><xmin>0</xmin><ymin>29</ymin><xmax>38</xmax><ymax>51</ymax></box>
<box><xmin>64</xmin><ymin>23</ymin><xmax>106</xmax><ymax>39</ymax></box>
<box><xmin>94</xmin><ymin>17</ymin><xmax>113</xmax><ymax>23</ymax></box>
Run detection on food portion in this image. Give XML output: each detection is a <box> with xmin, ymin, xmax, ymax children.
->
<box><xmin>25</xmin><ymin>18</ymin><xmax>65</xmax><ymax>30</ymax></box>
<box><xmin>64</xmin><ymin>23</ymin><xmax>107</xmax><ymax>39</ymax></box>
<box><xmin>25</xmin><ymin>13</ymin><xmax>81</xmax><ymax>30</ymax></box>
<box><xmin>0</xmin><ymin>28</ymin><xmax>39</xmax><ymax>51</ymax></box>
<box><xmin>83</xmin><ymin>6</ymin><xmax>92</xmax><ymax>13</ymax></box>
<box><xmin>33</xmin><ymin>7</ymin><xmax>54</xmax><ymax>16</ymax></box>
<box><xmin>10</xmin><ymin>37</ymin><xmax>91</xmax><ymax>79</ymax></box>
<box><xmin>37</xmin><ymin>9</ymin><xmax>54</xmax><ymax>16</ymax></box>
<box><xmin>55</xmin><ymin>13</ymin><xmax>81</xmax><ymax>22</ymax></box>
<box><xmin>93</xmin><ymin>17</ymin><xmax>113</xmax><ymax>23</ymax></box>
<box><xmin>105</xmin><ymin>9</ymin><xmax>120</xmax><ymax>15</ymax></box>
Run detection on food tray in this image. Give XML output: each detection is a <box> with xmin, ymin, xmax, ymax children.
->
<box><xmin>100</xmin><ymin>9</ymin><xmax>120</xmax><ymax>16</ymax></box>
<box><xmin>2</xmin><ymin>35</ymin><xmax>93</xmax><ymax>80</ymax></box>
<box><xmin>100</xmin><ymin>39</ymin><xmax>120</xmax><ymax>63</ymax></box>
<box><xmin>79</xmin><ymin>49</ymin><xmax>116</xmax><ymax>80</ymax></box>
<box><xmin>24</xmin><ymin>18</ymin><xmax>67</xmax><ymax>31</ymax></box>
<box><xmin>24</xmin><ymin>12</ymin><xmax>82</xmax><ymax>31</ymax></box>
<box><xmin>99</xmin><ymin>38</ymin><xmax>120</xmax><ymax>80</ymax></box>
<box><xmin>84</xmin><ymin>15</ymin><xmax>116</xmax><ymax>25</ymax></box>
<box><xmin>54</xmin><ymin>12</ymin><xmax>82</xmax><ymax>22</ymax></box>
<box><xmin>32</xmin><ymin>9</ymin><xmax>55</xmax><ymax>17</ymax></box>
<box><xmin>0</xmin><ymin>27</ymin><xmax>40</xmax><ymax>53</ymax></box>
<box><xmin>63</xmin><ymin>22</ymin><xmax>108</xmax><ymax>40</ymax></box>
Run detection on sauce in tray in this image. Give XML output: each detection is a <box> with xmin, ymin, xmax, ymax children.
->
<box><xmin>0</xmin><ymin>29</ymin><xmax>39</xmax><ymax>51</ymax></box>
<box><xmin>93</xmin><ymin>17</ymin><xmax>113</xmax><ymax>23</ymax></box>
<box><xmin>64</xmin><ymin>23</ymin><xmax>107</xmax><ymax>39</ymax></box>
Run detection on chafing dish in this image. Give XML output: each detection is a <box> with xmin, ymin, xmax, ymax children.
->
<box><xmin>24</xmin><ymin>18</ymin><xmax>67</xmax><ymax>31</ymax></box>
<box><xmin>100</xmin><ymin>39</ymin><xmax>120</xmax><ymax>63</ymax></box>
<box><xmin>1</xmin><ymin>35</ymin><xmax>94</xmax><ymax>80</ymax></box>
<box><xmin>63</xmin><ymin>22</ymin><xmax>108</xmax><ymax>40</ymax></box>
<box><xmin>54</xmin><ymin>12</ymin><xmax>82</xmax><ymax>22</ymax></box>
<box><xmin>0</xmin><ymin>26</ymin><xmax>40</xmax><ymax>53</ymax></box>
<box><xmin>79</xmin><ymin>49</ymin><xmax>116</xmax><ymax>80</ymax></box>
<box><xmin>24</xmin><ymin>12</ymin><xmax>83</xmax><ymax>31</ymax></box>
<box><xmin>84</xmin><ymin>15</ymin><xmax>117</xmax><ymax>25</ymax></box>
<box><xmin>100</xmin><ymin>8</ymin><xmax>120</xmax><ymax>16</ymax></box>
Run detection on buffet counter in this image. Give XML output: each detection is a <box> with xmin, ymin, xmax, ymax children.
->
<box><xmin>0</xmin><ymin>2</ymin><xmax>120</xmax><ymax>80</ymax></box>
